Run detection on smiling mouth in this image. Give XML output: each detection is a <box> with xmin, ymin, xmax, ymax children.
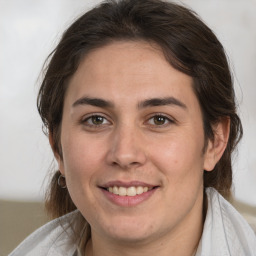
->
<box><xmin>103</xmin><ymin>186</ymin><xmax>158</xmax><ymax>197</ymax></box>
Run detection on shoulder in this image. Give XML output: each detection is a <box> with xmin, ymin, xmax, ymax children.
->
<box><xmin>9</xmin><ymin>210</ymin><xmax>79</xmax><ymax>256</ymax></box>
<box><xmin>196</xmin><ymin>188</ymin><xmax>256</xmax><ymax>256</ymax></box>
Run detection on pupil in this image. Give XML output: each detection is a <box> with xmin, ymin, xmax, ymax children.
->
<box><xmin>92</xmin><ymin>116</ymin><xmax>103</xmax><ymax>124</ymax></box>
<box><xmin>154</xmin><ymin>116</ymin><xmax>165</xmax><ymax>125</ymax></box>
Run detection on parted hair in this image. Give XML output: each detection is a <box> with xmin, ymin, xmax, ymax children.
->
<box><xmin>37</xmin><ymin>0</ymin><xmax>242</xmax><ymax>244</ymax></box>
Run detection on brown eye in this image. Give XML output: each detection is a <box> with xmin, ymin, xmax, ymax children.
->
<box><xmin>83</xmin><ymin>115</ymin><xmax>110</xmax><ymax>127</ymax></box>
<box><xmin>147</xmin><ymin>114</ymin><xmax>173</xmax><ymax>127</ymax></box>
<box><xmin>91</xmin><ymin>115</ymin><xmax>104</xmax><ymax>125</ymax></box>
<box><xmin>153</xmin><ymin>116</ymin><xmax>167</xmax><ymax>125</ymax></box>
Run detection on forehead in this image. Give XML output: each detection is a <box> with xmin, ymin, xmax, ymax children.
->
<box><xmin>66</xmin><ymin>41</ymin><xmax>197</xmax><ymax>108</ymax></box>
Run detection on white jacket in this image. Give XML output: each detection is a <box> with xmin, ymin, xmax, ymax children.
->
<box><xmin>9</xmin><ymin>188</ymin><xmax>256</xmax><ymax>256</ymax></box>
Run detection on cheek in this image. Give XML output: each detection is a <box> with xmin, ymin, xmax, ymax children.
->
<box><xmin>60</xmin><ymin>134</ymin><xmax>103</xmax><ymax>208</ymax></box>
<box><xmin>61</xmin><ymin>132</ymin><xmax>104</xmax><ymax>180</ymax></box>
<box><xmin>150</xmin><ymin>133</ymin><xmax>205</xmax><ymax>179</ymax></box>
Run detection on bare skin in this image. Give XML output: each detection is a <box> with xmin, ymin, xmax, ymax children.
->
<box><xmin>53</xmin><ymin>41</ymin><xmax>229</xmax><ymax>256</ymax></box>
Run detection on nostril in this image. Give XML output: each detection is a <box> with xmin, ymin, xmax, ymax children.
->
<box><xmin>130</xmin><ymin>161</ymin><xmax>140</xmax><ymax>166</ymax></box>
<box><xmin>106</xmin><ymin>142</ymin><xmax>147</xmax><ymax>168</ymax></box>
<box><xmin>111</xmin><ymin>161</ymin><xmax>140</xmax><ymax>168</ymax></box>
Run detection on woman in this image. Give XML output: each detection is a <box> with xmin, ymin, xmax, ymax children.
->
<box><xmin>10</xmin><ymin>0</ymin><xmax>256</xmax><ymax>255</ymax></box>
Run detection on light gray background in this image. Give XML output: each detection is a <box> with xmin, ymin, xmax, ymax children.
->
<box><xmin>1</xmin><ymin>0</ymin><xmax>256</xmax><ymax>206</ymax></box>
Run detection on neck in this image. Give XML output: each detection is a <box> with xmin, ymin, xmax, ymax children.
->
<box><xmin>86</xmin><ymin>231</ymin><xmax>200</xmax><ymax>256</ymax></box>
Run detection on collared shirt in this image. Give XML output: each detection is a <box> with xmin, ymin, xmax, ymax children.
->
<box><xmin>9</xmin><ymin>188</ymin><xmax>256</xmax><ymax>256</ymax></box>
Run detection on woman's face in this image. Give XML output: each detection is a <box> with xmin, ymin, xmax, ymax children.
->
<box><xmin>57</xmin><ymin>41</ymin><xmax>213</xmax><ymax>244</ymax></box>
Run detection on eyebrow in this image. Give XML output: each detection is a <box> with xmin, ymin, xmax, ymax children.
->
<box><xmin>72</xmin><ymin>97</ymin><xmax>114</xmax><ymax>108</ymax></box>
<box><xmin>72</xmin><ymin>96</ymin><xmax>187</xmax><ymax>110</ymax></box>
<box><xmin>138</xmin><ymin>97</ymin><xmax>187</xmax><ymax>110</ymax></box>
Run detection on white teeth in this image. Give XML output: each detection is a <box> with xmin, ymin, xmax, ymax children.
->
<box><xmin>107</xmin><ymin>186</ymin><xmax>151</xmax><ymax>196</ymax></box>
<box><xmin>136</xmin><ymin>186</ymin><xmax>144</xmax><ymax>195</ymax></box>
<box><xmin>113</xmin><ymin>186</ymin><xmax>119</xmax><ymax>195</ymax></box>
<box><xmin>127</xmin><ymin>186</ymin><xmax>136</xmax><ymax>196</ymax></box>
<box><xmin>119</xmin><ymin>187</ymin><xmax>127</xmax><ymax>196</ymax></box>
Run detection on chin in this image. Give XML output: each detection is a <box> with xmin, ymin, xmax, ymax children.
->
<box><xmin>99</xmin><ymin>217</ymin><xmax>157</xmax><ymax>243</ymax></box>
<box><xmin>108</xmin><ymin>230</ymin><xmax>154</xmax><ymax>244</ymax></box>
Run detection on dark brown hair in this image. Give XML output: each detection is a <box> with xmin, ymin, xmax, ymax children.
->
<box><xmin>38</xmin><ymin>0</ymin><xmax>242</xmax><ymax>225</ymax></box>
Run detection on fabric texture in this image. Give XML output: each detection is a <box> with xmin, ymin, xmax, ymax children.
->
<box><xmin>195</xmin><ymin>188</ymin><xmax>256</xmax><ymax>256</ymax></box>
<box><xmin>9</xmin><ymin>188</ymin><xmax>256</xmax><ymax>256</ymax></box>
<box><xmin>8</xmin><ymin>210</ymin><xmax>79</xmax><ymax>256</ymax></box>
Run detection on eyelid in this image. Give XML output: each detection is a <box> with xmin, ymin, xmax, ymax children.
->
<box><xmin>80</xmin><ymin>113</ymin><xmax>112</xmax><ymax>126</ymax></box>
<box><xmin>79</xmin><ymin>112</ymin><xmax>175</xmax><ymax>128</ymax></box>
<box><xmin>145</xmin><ymin>113</ymin><xmax>175</xmax><ymax>127</ymax></box>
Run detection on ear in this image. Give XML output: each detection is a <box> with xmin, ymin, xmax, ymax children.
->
<box><xmin>203</xmin><ymin>117</ymin><xmax>230</xmax><ymax>171</ymax></box>
<box><xmin>49</xmin><ymin>132</ymin><xmax>65</xmax><ymax>175</ymax></box>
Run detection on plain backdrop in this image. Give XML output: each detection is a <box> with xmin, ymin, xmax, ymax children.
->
<box><xmin>1</xmin><ymin>0</ymin><xmax>256</xmax><ymax>206</ymax></box>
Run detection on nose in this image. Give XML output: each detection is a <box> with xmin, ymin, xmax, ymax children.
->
<box><xmin>106</xmin><ymin>124</ymin><xmax>147</xmax><ymax>169</ymax></box>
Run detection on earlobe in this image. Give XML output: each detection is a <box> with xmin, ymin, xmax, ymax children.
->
<box><xmin>203</xmin><ymin>118</ymin><xmax>230</xmax><ymax>171</ymax></box>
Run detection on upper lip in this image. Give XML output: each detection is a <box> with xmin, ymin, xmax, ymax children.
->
<box><xmin>100</xmin><ymin>180</ymin><xmax>158</xmax><ymax>188</ymax></box>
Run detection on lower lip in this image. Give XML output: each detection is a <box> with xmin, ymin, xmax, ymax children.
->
<box><xmin>101</xmin><ymin>188</ymin><xmax>157</xmax><ymax>207</ymax></box>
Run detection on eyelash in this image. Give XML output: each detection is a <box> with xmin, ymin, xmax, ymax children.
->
<box><xmin>146</xmin><ymin>114</ymin><xmax>174</xmax><ymax>127</ymax></box>
<box><xmin>81</xmin><ymin>114</ymin><xmax>111</xmax><ymax>128</ymax></box>
<box><xmin>81</xmin><ymin>113</ymin><xmax>174</xmax><ymax>129</ymax></box>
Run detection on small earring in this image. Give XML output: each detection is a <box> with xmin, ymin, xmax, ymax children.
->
<box><xmin>58</xmin><ymin>174</ymin><xmax>67</xmax><ymax>188</ymax></box>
